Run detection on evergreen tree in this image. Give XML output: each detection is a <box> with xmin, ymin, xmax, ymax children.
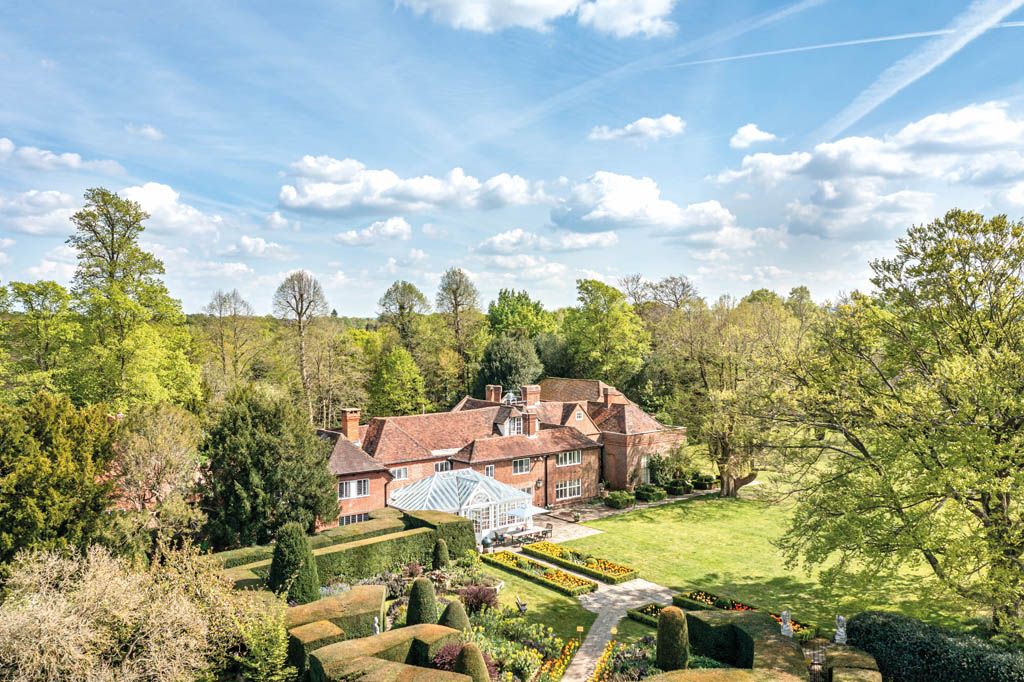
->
<box><xmin>366</xmin><ymin>346</ymin><xmax>427</xmax><ymax>416</ymax></box>
<box><xmin>476</xmin><ymin>334</ymin><xmax>542</xmax><ymax>394</ymax></box>
<box><xmin>407</xmin><ymin>577</ymin><xmax>438</xmax><ymax>625</ymax></box>
<box><xmin>454</xmin><ymin>642</ymin><xmax>490</xmax><ymax>682</ymax></box>
<box><xmin>433</xmin><ymin>538</ymin><xmax>450</xmax><ymax>570</ymax></box>
<box><xmin>656</xmin><ymin>606</ymin><xmax>689</xmax><ymax>671</ymax></box>
<box><xmin>268</xmin><ymin>521</ymin><xmax>320</xmax><ymax>604</ymax></box>
<box><xmin>199</xmin><ymin>388</ymin><xmax>337</xmax><ymax>549</ymax></box>
<box><xmin>439</xmin><ymin>600</ymin><xmax>471</xmax><ymax>632</ymax></box>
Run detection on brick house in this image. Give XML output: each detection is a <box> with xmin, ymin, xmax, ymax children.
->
<box><xmin>317</xmin><ymin>379</ymin><xmax>686</xmax><ymax>526</ymax></box>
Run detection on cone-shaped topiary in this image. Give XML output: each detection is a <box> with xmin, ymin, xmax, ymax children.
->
<box><xmin>407</xmin><ymin>577</ymin><xmax>438</xmax><ymax>625</ymax></box>
<box><xmin>267</xmin><ymin>521</ymin><xmax>320</xmax><ymax>604</ymax></box>
<box><xmin>439</xmin><ymin>599</ymin><xmax>471</xmax><ymax>632</ymax></box>
<box><xmin>454</xmin><ymin>642</ymin><xmax>489</xmax><ymax>682</ymax></box>
<box><xmin>656</xmin><ymin>605</ymin><xmax>689</xmax><ymax>671</ymax></box>
<box><xmin>433</xmin><ymin>537</ymin><xmax>450</xmax><ymax>570</ymax></box>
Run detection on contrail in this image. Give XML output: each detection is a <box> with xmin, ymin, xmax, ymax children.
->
<box><xmin>818</xmin><ymin>0</ymin><xmax>1024</xmax><ymax>140</ymax></box>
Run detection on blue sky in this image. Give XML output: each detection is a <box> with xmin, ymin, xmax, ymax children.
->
<box><xmin>2</xmin><ymin>0</ymin><xmax>1024</xmax><ymax>315</ymax></box>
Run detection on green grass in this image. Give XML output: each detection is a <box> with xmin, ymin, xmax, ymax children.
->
<box><xmin>482</xmin><ymin>566</ymin><xmax>597</xmax><ymax>643</ymax></box>
<box><xmin>563</xmin><ymin>495</ymin><xmax>968</xmax><ymax>631</ymax></box>
<box><xmin>615</xmin><ymin>615</ymin><xmax>656</xmax><ymax>644</ymax></box>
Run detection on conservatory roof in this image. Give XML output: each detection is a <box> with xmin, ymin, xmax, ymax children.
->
<box><xmin>387</xmin><ymin>469</ymin><xmax>531</xmax><ymax>512</ymax></box>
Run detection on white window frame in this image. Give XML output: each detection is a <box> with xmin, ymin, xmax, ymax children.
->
<box><xmin>576</xmin><ymin>410</ymin><xmax>583</xmax><ymax>421</ymax></box>
<box><xmin>434</xmin><ymin>460</ymin><xmax>452</xmax><ymax>473</ymax></box>
<box><xmin>339</xmin><ymin>512</ymin><xmax>369</xmax><ymax>526</ymax></box>
<box><xmin>556</xmin><ymin>450</ymin><xmax>582</xmax><ymax>467</ymax></box>
<box><xmin>555</xmin><ymin>478</ymin><xmax>582</xmax><ymax>501</ymax></box>
<box><xmin>390</xmin><ymin>466</ymin><xmax>408</xmax><ymax>480</ymax></box>
<box><xmin>338</xmin><ymin>478</ymin><xmax>370</xmax><ymax>500</ymax></box>
<box><xmin>512</xmin><ymin>457</ymin><xmax>530</xmax><ymax>475</ymax></box>
<box><xmin>520</xmin><ymin>486</ymin><xmax>534</xmax><ymax>497</ymax></box>
<box><xmin>508</xmin><ymin>417</ymin><xmax>523</xmax><ymax>435</ymax></box>
<box><xmin>484</xmin><ymin>464</ymin><xmax>495</xmax><ymax>477</ymax></box>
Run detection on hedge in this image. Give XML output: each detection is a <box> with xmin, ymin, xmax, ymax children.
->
<box><xmin>644</xmin><ymin>670</ymin><xmax>804</xmax><ymax>681</ymax></box>
<box><xmin>481</xmin><ymin>551</ymin><xmax>598</xmax><ymax>596</ymax></box>
<box><xmin>672</xmin><ymin>591</ymin><xmax>815</xmax><ymax>639</ymax></box>
<box><xmin>309</xmin><ymin>623</ymin><xmax>464</xmax><ymax>682</ymax></box>
<box><xmin>671</xmin><ymin>594</ymin><xmax>714</xmax><ymax>611</ymax></box>
<box><xmin>665</xmin><ymin>481</ymin><xmax>693</xmax><ymax>495</ymax></box>
<box><xmin>313</xmin><ymin>528</ymin><xmax>436</xmax><ymax>584</ymax></box>
<box><xmin>634</xmin><ymin>485</ymin><xmax>667</xmax><ymax>502</ymax></box>
<box><xmin>521</xmin><ymin>542</ymin><xmax>639</xmax><ymax>584</ymax></box>
<box><xmin>605</xmin><ymin>491</ymin><xmax>635</xmax><ymax>509</ymax></box>
<box><xmin>626</xmin><ymin>603</ymin><xmax>663</xmax><ymax>627</ymax></box>
<box><xmin>287</xmin><ymin>620</ymin><xmax>346</xmax><ymax>677</ymax></box>
<box><xmin>848</xmin><ymin>611</ymin><xmax>1024</xmax><ymax>682</ymax></box>
<box><xmin>402</xmin><ymin>510</ymin><xmax>476</xmax><ymax>559</ymax></box>
<box><xmin>285</xmin><ymin>585</ymin><xmax>386</xmax><ymax>639</ymax></box>
<box><xmin>684</xmin><ymin>610</ymin><xmax>807</xmax><ymax>678</ymax></box>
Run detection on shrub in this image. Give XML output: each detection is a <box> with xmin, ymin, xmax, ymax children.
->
<box><xmin>455</xmin><ymin>642</ymin><xmax>491</xmax><ymax>682</ymax></box>
<box><xmin>665</xmin><ymin>480</ymin><xmax>693</xmax><ymax>495</ymax></box>
<box><xmin>402</xmin><ymin>509</ymin><xmax>476</xmax><ymax>558</ymax></box>
<box><xmin>440</xmin><ymin>600</ymin><xmax>472</xmax><ymax>632</ymax></box>
<box><xmin>434</xmin><ymin>538</ymin><xmax>451</xmax><ymax>570</ymax></box>
<box><xmin>307</xmin><ymin>527</ymin><xmax>435</xmax><ymax>584</ymax></box>
<box><xmin>268</xmin><ymin>522</ymin><xmax>320</xmax><ymax>604</ymax></box>
<box><xmin>434</xmin><ymin>641</ymin><xmax>498</xmax><ymax>680</ymax></box>
<box><xmin>408</xmin><ymin>560</ymin><xmax>424</xmax><ymax>577</ymax></box>
<box><xmin>635</xmin><ymin>485</ymin><xmax>667</xmax><ymax>502</ymax></box>
<box><xmin>657</xmin><ymin>606</ymin><xmax>690</xmax><ymax>671</ymax></box>
<box><xmin>407</xmin><ymin>577</ymin><xmax>439</xmax><ymax>626</ymax></box>
<box><xmin>605</xmin><ymin>490</ymin><xmax>635</xmax><ymax>509</ymax></box>
<box><xmin>849</xmin><ymin>611</ymin><xmax>1024</xmax><ymax>682</ymax></box>
<box><xmin>459</xmin><ymin>585</ymin><xmax>499</xmax><ymax>614</ymax></box>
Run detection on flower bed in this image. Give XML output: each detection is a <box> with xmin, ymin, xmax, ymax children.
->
<box><xmin>626</xmin><ymin>602</ymin><xmax>664</xmax><ymax>627</ymax></box>
<box><xmin>481</xmin><ymin>551</ymin><xmax>597</xmax><ymax>596</ymax></box>
<box><xmin>590</xmin><ymin>636</ymin><xmax>729</xmax><ymax>681</ymax></box>
<box><xmin>588</xmin><ymin>639</ymin><xmax>617</xmax><ymax>682</ymax></box>
<box><xmin>537</xmin><ymin>638</ymin><xmax>579</xmax><ymax>682</ymax></box>
<box><xmin>468</xmin><ymin>606</ymin><xmax>576</xmax><ymax>682</ymax></box>
<box><xmin>521</xmin><ymin>542</ymin><xmax>639</xmax><ymax>585</ymax></box>
<box><xmin>673</xmin><ymin>590</ymin><xmax>815</xmax><ymax>638</ymax></box>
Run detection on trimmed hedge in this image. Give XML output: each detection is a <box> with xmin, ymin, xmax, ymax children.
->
<box><xmin>635</xmin><ymin>485</ymin><xmax>667</xmax><ymax>502</ymax></box>
<box><xmin>455</xmin><ymin>642</ymin><xmax>490</xmax><ymax>682</ymax></box>
<box><xmin>626</xmin><ymin>603</ymin><xmax>663</xmax><ymax>627</ymax></box>
<box><xmin>605</xmin><ymin>490</ymin><xmax>635</xmax><ymax>509</ymax></box>
<box><xmin>285</xmin><ymin>585</ymin><xmax>386</xmax><ymax>639</ymax></box>
<box><xmin>644</xmin><ymin>671</ymin><xmax>804</xmax><ymax>681</ymax></box>
<box><xmin>683</xmin><ymin>610</ymin><xmax>806</xmax><ymax>678</ymax></box>
<box><xmin>313</xmin><ymin>528</ymin><xmax>436</xmax><ymax>584</ymax></box>
<box><xmin>402</xmin><ymin>510</ymin><xmax>476</xmax><ymax>559</ymax></box>
<box><xmin>408</xmin><ymin>577</ymin><xmax>439</xmax><ymax>626</ymax></box>
<box><xmin>480</xmin><ymin>552</ymin><xmax>598</xmax><ymax>596</ymax></box>
<box><xmin>657</xmin><ymin>606</ymin><xmax>690</xmax><ymax>671</ymax></box>
<box><xmin>288</xmin><ymin>620</ymin><xmax>346</xmax><ymax>677</ymax></box>
<box><xmin>671</xmin><ymin>594</ymin><xmax>714</xmax><ymax>611</ymax></box>
<box><xmin>310</xmin><ymin>655</ymin><xmax>470</xmax><ymax>682</ymax></box>
<box><xmin>309</xmin><ymin>623</ymin><xmax>463</xmax><ymax>681</ymax></box>
<box><xmin>520</xmin><ymin>542</ymin><xmax>639</xmax><ymax>584</ymax></box>
<box><xmin>269</xmin><ymin>521</ymin><xmax>320</xmax><ymax>604</ymax></box>
<box><xmin>439</xmin><ymin>600</ymin><xmax>471</xmax><ymax>632</ymax></box>
<box><xmin>665</xmin><ymin>480</ymin><xmax>693</xmax><ymax>495</ymax></box>
<box><xmin>848</xmin><ymin>611</ymin><xmax>1024</xmax><ymax>682</ymax></box>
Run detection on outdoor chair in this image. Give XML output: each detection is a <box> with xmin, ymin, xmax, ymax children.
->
<box><xmin>515</xmin><ymin>596</ymin><xmax>528</xmax><ymax>614</ymax></box>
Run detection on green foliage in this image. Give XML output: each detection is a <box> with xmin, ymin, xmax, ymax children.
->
<box><xmin>268</xmin><ymin>522</ymin><xmax>320</xmax><ymax>604</ymax></box>
<box><xmin>563</xmin><ymin>279</ymin><xmax>649</xmax><ymax>387</ymax></box>
<box><xmin>605</xmin><ymin>490</ymin><xmax>636</xmax><ymax>509</ymax></box>
<box><xmin>487</xmin><ymin>289</ymin><xmax>555</xmax><ymax>339</ymax></box>
<box><xmin>408</xmin><ymin>577</ymin><xmax>439</xmax><ymax>625</ymax></box>
<box><xmin>309</xmin><ymin>528</ymin><xmax>436</xmax><ymax>584</ymax></box>
<box><xmin>287</xmin><ymin>620</ymin><xmax>345</xmax><ymax>678</ymax></box>
<box><xmin>454</xmin><ymin>642</ymin><xmax>490</xmax><ymax>682</ymax></box>
<box><xmin>367</xmin><ymin>345</ymin><xmax>427</xmax><ymax>416</ymax></box>
<box><xmin>232</xmin><ymin>602</ymin><xmax>298</xmax><ymax>682</ymax></box>
<box><xmin>476</xmin><ymin>333</ymin><xmax>542</xmax><ymax>394</ymax></box>
<box><xmin>1</xmin><ymin>280</ymin><xmax>80</xmax><ymax>401</ymax></box>
<box><xmin>285</xmin><ymin>585</ymin><xmax>386</xmax><ymax>638</ymax></box>
<box><xmin>740</xmin><ymin>288</ymin><xmax>783</xmax><ymax>306</ymax></box>
<box><xmin>848</xmin><ymin>611</ymin><xmax>1024</xmax><ymax>682</ymax></box>
<box><xmin>0</xmin><ymin>392</ymin><xmax>118</xmax><ymax>570</ymax></box>
<box><xmin>440</xmin><ymin>599</ymin><xmax>472</xmax><ymax>632</ymax></box>
<box><xmin>433</xmin><ymin>537</ymin><xmax>450</xmax><ymax>570</ymax></box>
<box><xmin>657</xmin><ymin>606</ymin><xmax>690</xmax><ymax>671</ymax></box>
<box><xmin>378</xmin><ymin>280</ymin><xmax>430</xmax><ymax>346</ymax></box>
<box><xmin>199</xmin><ymin>387</ymin><xmax>337</xmax><ymax>549</ymax></box>
<box><xmin>402</xmin><ymin>510</ymin><xmax>477</xmax><ymax>559</ymax></box>
<box><xmin>634</xmin><ymin>485</ymin><xmax>667</xmax><ymax>502</ymax></box>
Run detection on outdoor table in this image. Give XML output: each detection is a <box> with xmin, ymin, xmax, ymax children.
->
<box><xmin>507</xmin><ymin>528</ymin><xmax>542</xmax><ymax>543</ymax></box>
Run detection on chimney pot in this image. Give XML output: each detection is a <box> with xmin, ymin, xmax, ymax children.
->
<box><xmin>340</xmin><ymin>408</ymin><xmax>361</xmax><ymax>444</ymax></box>
<box><xmin>485</xmin><ymin>384</ymin><xmax>502</xmax><ymax>403</ymax></box>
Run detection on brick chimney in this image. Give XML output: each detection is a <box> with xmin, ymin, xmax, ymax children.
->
<box><xmin>340</xmin><ymin>408</ymin><xmax>360</xmax><ymax>444</ymax></box>
<box><xmin>485</xmin><ymin>384</ymin><xmax>502</xmax><ymax>403</ymax></box>
<box><xmin>524</xmin><ymin>411</ymin><xmax>539</xmax><ymax>438</ymax></box>
<box><xmin>521</xmin><ymin>384</ymin><xmax>540</xmax><ymax>407</ymax></box>
<box><xmin>603</xmin><ymin>388</ymin><xmax>626</xmax><ymax>408</ymax></box>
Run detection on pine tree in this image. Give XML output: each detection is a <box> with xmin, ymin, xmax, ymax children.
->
<box><xmin>406</xmin><ymin>577</ymin><xmax>438</xmax><ymax>625</ymax></box>
<box><xmin>268</xmin><ymin>522</ymin><xmax>320</xmax><ymax>604</ymax></box>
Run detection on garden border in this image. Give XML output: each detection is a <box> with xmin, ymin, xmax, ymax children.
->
<box><xmin>521</xmin><ymin>542</ymin><xmax>639</xmax><ymax>584</ymax></box>
<box><xmin>481</xmin><ymin>551</ymin><xmax>598</xmax><ymax>596</ymax></box>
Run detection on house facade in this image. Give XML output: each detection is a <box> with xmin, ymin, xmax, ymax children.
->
<box><xmin>317</xmin><ymin>379</ymin><xmax>686</xmax><ymax>527</ymax></box>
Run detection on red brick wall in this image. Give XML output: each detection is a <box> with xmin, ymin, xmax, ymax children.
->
<box><xmin>454</xmin><ymin>446</ymin><xmax>601</xmax><ymax>508</ymax></box>
<box><xmin>386</xmin><ymin>457</ymin><xmax>453</xmax><ymax>493</ymax></box>
<box><xmin>602</xmin><ymin>428</ymin><xmax>688</xmax><ymax>490</ymax></box>
<box><xmin>331</xmin><ymin>470</ymin><xmax>389</xmax><ymax>523</ymax></box>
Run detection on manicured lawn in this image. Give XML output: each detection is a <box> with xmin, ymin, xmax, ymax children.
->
<box><xmin>563</xmin><ymin>495</ymin><xmax>968</xmax><ymax>631</ymax></box>
<box><xmin>614</xmin><ymin>615</ymin><xmax>655</xmax><ymax>644</ymax></box>
<box><xmin>482</xmin><ymin>566</ymin><xmax>597</xmax><ymax>643</ymax></box>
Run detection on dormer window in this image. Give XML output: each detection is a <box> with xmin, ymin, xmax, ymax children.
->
<box><xmin>508</xmin><ymin>417</ymin><xmax>523</xmax><ymax>435</ymax></box>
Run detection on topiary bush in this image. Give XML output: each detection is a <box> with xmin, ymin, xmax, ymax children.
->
<box><xmin>848</xmin><ymin>611</ymin><xmax>1024</xmax><ymax>682</ymax></box>
<box><xmin>268</xmin><ymin>521</ymin><xmax>320</xmax><ymax>604</ymax></box>
<box><xmin>433</xmin><ymin>538</ymin><xmax>450</xmax><ymax>570</ymax></box>
<box><xmin>634</xmin><ymin>485</ymin><xmax>667</xmax><ymax>502</ymax></box>
<box><xmin>605</xmin><ymin>490</ymin><xmax>635</xmax><ymax>509</ymax></box>
<box><xmin>657</xmin><ymin>605</ymin><xmax>690</xmax><ymax>671</ymax></box>
<box><xmin>454</xmin><ymin>641</ymin><xmax>491</xmax><ymax>682</ymax></box>
<box><xmin>439</xmin><ymin>599</ymin><xmax>471</xmax><ymax>632</ymax></box>
<box><xmin>406</xmin><ymin>577</ymin><xmax>438</xmax><ymax>626</ymax></box>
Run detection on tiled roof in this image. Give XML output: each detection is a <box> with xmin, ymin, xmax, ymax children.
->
<box><xmin>588</xmin><ymin>401</ymin><xmax>665</xmax><ymax>434</ymax></box>
<box><xmin>451</xmin><ymin>396</ymin><xmax>501</xmax><ymax>411</ymax></box>
<box><xmin>538</xmin><ymin>377</ymin><xmax>613</xmax><ymax>402</ymax></box>
<box><xmin>452</xmin><ymin>426</ymin><xmax>598</xmax><ymax>464</ymax></box>
<box><xmin>362</xmin><ymin>406</ymin><xmax>520</xmax><ymax>464</ymax></box>
<box><xmin>318</xmin><ymin>429</ymin><xmax>387</xmax><ymax>475</ymax></box>
<box><xmin>388</xmin><ymin>468</ymin><xmax>530</xmax><ymax>512</ymax></box>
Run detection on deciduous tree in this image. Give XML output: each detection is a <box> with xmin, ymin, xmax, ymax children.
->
<box><xmin>367</xmin><ymin>345</ymin><xmax>427</xmax><ymax>416</ymax></box>
<box><xmin>378</xmin><ymin>280</ymin><xmax>429</xmax><ymax>346</ymax></box>
<box><xmin>563</xmin><ymin>279</ymin><xmax>649</xmax><ymax>387</ymax></box>
<box><xmin>273</xmin><ymin>271</ymin><xmax>328</xmax><ymax>420</ymax></box>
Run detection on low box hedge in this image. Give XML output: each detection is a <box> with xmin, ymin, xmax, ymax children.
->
<box><xmin>634</xmin><ymin>485</ymin><xmax>667</xmax><ymax>502</ymax></box>
<box><xmin>288</xmin><ymin>620</ymin><xmax>346</xmax><ymax>677</ymax></box>
<box><xmin>665</xmin><ymin>480</ymin><xmax>693</xmax><ymax>495</ymax></box>
<box><xmin>626</xmin><ymin>603</ymin><xmax>663</xmax><ymax>627</ymax></box>
<box><xmin>401</xmin><ymin>510</ymin><xmax>476</xmax><ymax>559</ymax></box>
<box><xmin>848</xmin><ymin>611</ymin><xmax>1024</xmax><ymax>682</ymax></box>
<box><xmin>481</xmin><ymin>551</ymin><xmax>597</xmax><ymax>596</ymax></box>
<box><xmin>605</xmin><ymin>491</ymin><xmax>635</xmax><ymax>509</ymax></box>
<box><xmin>521</xmin><ymin>542</ymin><xmax>639</xmax><ymax>584</ymax></box>
<box><xmin>672</xmin><ymin>594</ymin><xmax>714</xmax><ymax>611</ymax></box>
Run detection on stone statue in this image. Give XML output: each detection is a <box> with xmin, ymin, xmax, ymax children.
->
<box><xmin>835</xmin><ymin>615</ymin><xmax>847</xmax><ymax>644</ymax></box>
<box><xmin>373</xmin><ymin>616</ymin><xmax>380</xmax><ymax>635</ymax></box>
<box><xmin>780</xmin><ymin>610</ymin><xmax>793</xmax><ymax>637</ymax></box>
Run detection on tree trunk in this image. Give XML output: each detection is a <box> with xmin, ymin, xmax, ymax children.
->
<box><xmin>719</xmin><ymin>470</ymin><xmax>758</xmax><ymax>498</ymax></box>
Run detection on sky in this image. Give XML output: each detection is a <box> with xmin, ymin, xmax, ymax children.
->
<box><xmin>2</xmin><ymin>0</ymin><xmax>1024</xmax><ymax>316</ymax></box>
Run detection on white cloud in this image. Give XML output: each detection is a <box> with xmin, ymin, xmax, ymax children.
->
<box><xmin>381</xmin><ymin>248</ymin><xmax>431</xmax><ymax>274</ymax></box>
<box><xmin>265</xmin><ymin>210</ymin><xmax>300</xmax><ymax>231</ymax></box>
<box><xmin>713</xmin><ymin>152</ymin><xmax>812</xmax><ymax>186</ymax></box>
<box><xmin>395</xmin><ymin>0</ymin><xmax>677</xmax><ymax>37</ymax></box>
<box><xmin>26</xmin><ymin>245</ymin><xmax>78</xmax><ymax>282</ymax></box>
<box><xmin>0</xmin><ymin>137</ymin><xmax>124</xmax><ymax>174</ymax></box>
<box><xmin>280</xmin><ymin>156</ymin><xmax>545</xmax><ymax>215</ymax></box>
<box><xmin>730</xmin><ymin>123</ymin><xmax>777</xmax><ymax>149</ymax></box>
<box><xmin>125</xmin><ymin>123</ymin><xmax>165</xmax><ymax>141</ymax></box>
<box><xmin>0</xmin><ymin>189</ymin><xmax>78</xmax><ymax>235</ymax></box>
<box><xmin>335</xmin><ymin>217</ymin><xmax>413</xmax><ymax>246</ymax></box>
<box><xmin>422</xmin><ymin>222</ymin><xmax>448</xmax><ymax>238</ymax></box>
<box><xmin>221</xmin><ymin>235</ymin><xmax>293</xmax><ymax>260</ymax></box>
<box><xmin>475</xmin><ymin>227</ymin><xmax>619</xmax><ymax>253</ymax></box>
<box><xmin>1005</xmin><ymin>181</ymin><xmax>1024</xmax><ymax>206</ymax></box>
<box><xmin>785</xmin><ymin>178</ymin><xmax>934</xmax><ymax>239</ymax></box>
<box><xmin>121</xmin><ymin>182</ymin><xmax>223</xmax><ymax>240</ymax></box>
<box><xmin>588</xmin><ymin>114</ymin><xmax>684</xmax><ymax>142</ymax></box>
<box><xmin>553</xmin><ymin>171</ymin><xmax>688</xmax><ymax>229</ymax></box>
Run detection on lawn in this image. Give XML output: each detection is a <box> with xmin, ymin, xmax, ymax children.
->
<box><xmin>563</xmin><ymin>495</ymin><xmax>968</xmax><ymax>631</ymax></box>
<box><xmin>482</xmin><ymin>566</ymin><xmax>597</xmax><ymax>643</ymax></box>
<box><xmin>614</xmin><ymin>615</ymin><xmax>655</xmax><ymax>644</ymax></box>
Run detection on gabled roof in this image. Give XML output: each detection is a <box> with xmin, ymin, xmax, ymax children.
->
<box><xmin>531</xmin><ymin>401</ymin><xmax>602</xmax><ymax>436</ymax></box>
<box><xmin>538</xmin><ymin>377</ymin><xmax>613</xmax><ymax>403</ymax></box>
<box><xmin>318</xmin><ymin>429</ymin><xmax>387</xmax><ymax>476</ymax></box>
<box><xmin>451</xmin><ymin>426</ymin><xmax>598</xmax><ymax>464</ymax></box>
<box><xmin>388</xmin><ymin>469</ymin><xmax>530</xmax><ymax>511</ymax></box>
<box><xmin>361</xmin><ymin>406</ymin><xmax>521</xmax><ymax>464</ymax></box>
<box><xmin>587</xmin><ymin>401</ymin><xmax>665</xmax><ymax>434</ymax></box>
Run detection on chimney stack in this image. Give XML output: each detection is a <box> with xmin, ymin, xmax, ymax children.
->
<box><xmin>485</xmin><ymin>384</ymin><xmax>502</xmax><ymax>403</ymax></box>
<box><xmin>525</xmin><ymin>411</ymin><xmax>539</xmax><ymax>438</ymax></box>
<box><xmin>603</xmin><ymin>388</ymin><xmax>626</xmax><ymax>408</ymax></box>
<box><xmin>521</xmin><ymin>384</ymin><xmax>540</xmax><ymax>407</ymax></box>
<box><xmin>340</xmin><ymin>408</ymin><xmax>361</xmax><ymax>444</ymax></box>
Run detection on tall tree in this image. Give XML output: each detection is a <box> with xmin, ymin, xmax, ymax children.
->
<box><xmin>65</xmin><ymin>187</ymin><xmax>200</xmax><ymax>408</ymax></box>
<box><xmin>367</xmin><ymin>345</ymin><xmax>427</xmax><ymax>417</ymax></box>
<box><xmin>273</xmin><ymin>271</ymin><xmax>327</xmax><ymax>420</ymax></box>
<box><xmin>1</xmin><ymin>280</ymin><xmax>80</xmax><ymax>400</ymax></box>
<box><xmin>649</xmin><ymin>275</ymin><xmax>698</xmax><ymax>310</ymax></box>
<box><xmin>774</xmin><ymin>210</ymin><xmax>1024</xmax><ymax>637</ymax></box>
<box><xmin>563</xmin><ymin>279</ymin><xmax>650</xmax><ymax>387</ymax></box>
<box><xmin>486</xmin><ymin>288</ymin><xmax>555</xmax><ymax>339</ymax></box>
<box><xmin>202</xmin><ymin>289</ymin><xmax>262</xmax><ymax>390</ymax></box>
<box><xmin>199</xmin><ymin>387</ymin><xmax>337</xmax><ymax>549</ymax></box>
<box><xmin>378</xmin><ymin>280</ymin><xmax>430</xmax><ymax>346</ymax></box>
<box><xmin>477</xmin><ymin>333</ymin><xmax>543</xmax><ymax>394</ymax></box>
<box><xmin>436</xmin><ymin>268</ymin><xmax>486</xmax><ymax>391</ymax></box>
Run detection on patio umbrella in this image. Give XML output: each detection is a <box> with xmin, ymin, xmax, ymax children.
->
<box><xmin>508</xmin><ymin>505</ymin><xmax>550</xmax><ymax>518</ymax></box>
